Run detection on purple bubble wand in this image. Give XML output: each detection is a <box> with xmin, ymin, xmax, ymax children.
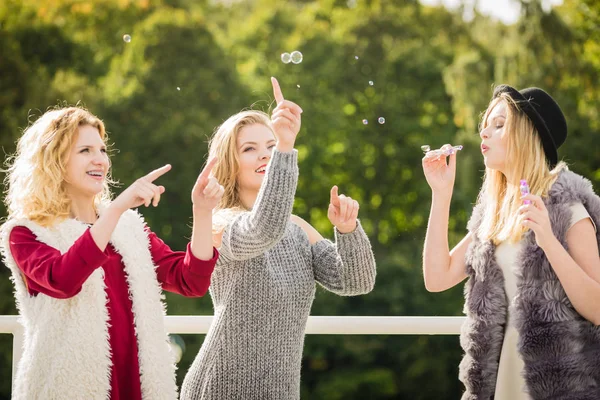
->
<box><xmin>520</xmin><ymin>179</ymin><xmax>531</xmax><ymax>205</ymax></box>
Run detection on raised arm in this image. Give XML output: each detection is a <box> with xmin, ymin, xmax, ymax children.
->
<box><xmin>219</xmin><ymin>149</ymin><xmax>299</xmax><ymax>261</ymax></box>
<box><xmin>519</xmin><ymin>194</ymin><xmax>600</xmax><ymax>324</ymax></box>
<box><xmin>421</xmin><ymin>146</ymin><xmax>469</xmax><ymax>292</ymax></box>
<box><xmin>148</xmin><ymin>228</ymin><xmax>218</xmax><ymax>297</ymax></box>
<box><xmin>218</xmin><ymin>77</ymin><xmax>303</xmax><ymax>262</ymax></box>
<box><xmin>308</xmin><ymin>186</ymin><xmax>376</xmax><ymax>295</ymax></box>
<box><xmin>311</xmin><ymin>222</ymin><xmax>376</xmax><ymax>296</ymax></box>
<box><xmin>8</xmin><ymin>226</ymin><xmax>107</xmax><ymax>298</ymax></box>
<box><xmin>190</xmin><ymin>157</ymin><xmax>224</xmax><ymax>261</ymax></box>
<box><xmin>90</xmin><ymin>164</ymin><xmax>172</xmax><ymax>250</ymax></box>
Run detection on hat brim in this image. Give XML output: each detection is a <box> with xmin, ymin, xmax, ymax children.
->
<box><xmin>493</xmin><ymin>85</ymin><xmax>558</xmax><ymax>167</ymax></box>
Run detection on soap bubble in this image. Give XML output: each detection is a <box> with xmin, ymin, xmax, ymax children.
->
<box><xmin>354</xmin><ymin>56</ymin><xmax>359</xmax><ymax>60</ymax></box>
<box><xmin>378</xmin><ymin>117</ymin><xmax>385</xmax><ymax>124</ymax></box>
<box><xmin>281</xmin><ymin>52</ymin><xmax>291</xmax><ymax>64</ymax></box>
<box><xmin>421</xmin><ymin>145</ymin><xmax>431</xmax><ymax>152</ymax></box>
<box><xmin>362</xmin><ymin>119</ymin><xmax>368</xmax><ymax>125</ymax></box>
<box><xmin>123</xmin><ymin>34</ymin><xmax>131</xmax><ymax>43</ymax></box>
<box><xmin>368</xmin><ymin>80</ymin><xmax>374</xmax><ymax>86</ymax></box>
<box><xmin>297</xmin><ymin>84</ymin><xmax>300</xmax><ymax>89</ymax></box>
<box><xmin>177</xmin><ymin>87</ymin><xmax>181</xmax><ymax>91</ymax></box>
<box><xmin>290</xmin><ymin>51</ymin><xmax>303</xmax><ymax>64</ymax></box>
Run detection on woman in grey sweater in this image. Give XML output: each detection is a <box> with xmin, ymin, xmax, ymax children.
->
<box><xmin>180</xmin><ymin>77</ymin><xmax>377</xmax><ymax>400</ymax></box>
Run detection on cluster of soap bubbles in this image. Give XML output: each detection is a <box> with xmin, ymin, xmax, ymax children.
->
<box><xmin>362</xmin><ymin>117</ymin><xmax>385</xmax><ymax>125</ymax></box>
<box><xmin>359</xmin><ymin>67</ymin><xmax>382</xmax><ymax>124</ymax></box>
<box><xmin>121</xmin><ymin>33</ymin><xmax>383</xmax><ymax>124</ymax></box>
<box><xmin>281</xmin><ymin>51</ymin><xmax>303</xmax><ymax>64</ymax></box>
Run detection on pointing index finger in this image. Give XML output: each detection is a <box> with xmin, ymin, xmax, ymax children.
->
<box><xmin>144</xmin><ymin>164</ymin><xmax>172</xmax><ymax>182</ymax></box>
<box><xmin>271</xmin><ymin>76</ymin><xmax>284</xmax><ymax>104</ymax></box>
<box><xmin>330</xmin><ymin>186</ymin><xmax>340</xmax><ymax>207</ymax></box>
<box><xmin>199</xmin><ymin>157</ymin><xmax>218</xmax><ymax>181</ymax></box>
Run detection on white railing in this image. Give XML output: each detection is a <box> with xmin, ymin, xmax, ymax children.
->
<box><xmin>0</xmin><ymin>315</ymin><xmax>465</xmax><ymax>390</ymax></box>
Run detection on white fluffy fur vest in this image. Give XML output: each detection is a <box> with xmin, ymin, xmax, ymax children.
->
<box><xmin>0</xmin><ymin>209</ymin><xmax>178</xmax><ymax>400</ymax></box>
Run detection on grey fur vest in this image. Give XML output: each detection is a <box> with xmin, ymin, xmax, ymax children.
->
<box><xmin>459</xmin><ymin>170</ymin><xmax>600</xmax><ymax>400</ymax></box>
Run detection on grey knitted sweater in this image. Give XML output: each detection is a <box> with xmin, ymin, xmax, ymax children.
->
<box><xmin>180</xmin><ymin>149</ymin><xmax>376</xmax><ymax>400</ymax></box>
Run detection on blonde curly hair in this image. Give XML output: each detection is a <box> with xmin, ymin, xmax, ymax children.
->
<box><xmin>3</xmin><ymin>106</ymin><xmax>114</xmax><ymax>227</ymax></box>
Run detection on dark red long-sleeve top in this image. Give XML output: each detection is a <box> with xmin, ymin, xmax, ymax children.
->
<box><xmin>9</xmin><ymin>226</ymin><xmax>218</xmax><ymax>400</ymax></box>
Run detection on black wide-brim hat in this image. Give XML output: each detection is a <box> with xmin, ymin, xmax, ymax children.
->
<box><xmin>492</xmin><ymin>84</ymin><xmax>567</xmax><ymax>168</ymax></box>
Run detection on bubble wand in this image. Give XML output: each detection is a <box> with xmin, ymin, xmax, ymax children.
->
<box><xmin>421</xmin><ymin>144</ymin><xmax>463</xmax><ymax>157</ymax></box>
<box><xmin>520</xmin><ymin>180</ymin><xmax>531</xmax><ymax>205</ymax></box>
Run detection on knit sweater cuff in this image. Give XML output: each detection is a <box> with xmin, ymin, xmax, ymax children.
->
<box><xmin>268</xmin><ymin>148</ymin><xmax>298</xmax><ymax>173</ymax></box>
<box><xmin>334</xmin><ymin>220</ymin><xmax>368</xmax><ymax>245</ymax></box>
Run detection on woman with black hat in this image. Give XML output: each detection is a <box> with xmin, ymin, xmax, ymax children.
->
<box><xmin>421</xmin><ymin>85</ymin><xmax>600</xmax><ymax>399</ymax></box>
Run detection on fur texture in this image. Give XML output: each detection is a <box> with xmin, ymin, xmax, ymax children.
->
<box><xmin>460</xmin><ymin>170</ymin><xmax>600</xmax><ymax>399</ymax></box>
<box><xmin>1</xmin><ymin>209</ymin><xmax>178</xmax><ymax>400</ymax></box>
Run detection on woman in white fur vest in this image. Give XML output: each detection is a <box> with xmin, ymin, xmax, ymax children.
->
<box><xmin>1</xmin><ymin>106</ymin><xmax>224</xmax><ymax>400</ymax></box>
<box><xmin>421</xmin><ymin>85</ymin><xmax>600</xmax><ymax>399</ymax></box>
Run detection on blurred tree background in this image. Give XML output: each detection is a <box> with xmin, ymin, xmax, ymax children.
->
<box><xmin>0</xmin><ymin>0</ymin><xmax>598</xmax><ymax>398</ymax></box>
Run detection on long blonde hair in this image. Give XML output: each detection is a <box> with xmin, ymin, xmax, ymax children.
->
<box><xmin>3</xmin><ymin>106</ymin><xmax>113</xmax><ymax>227</ymax></box>
<box><xmin>207</xmin><ymin>110</ymin><xmax>274</xmax><ymax>233</ymax></box>
<box><xmin>208</xmin><ymin>110</ymin><xmax>274</xmax><ymax>211</ymax></box>
<box><xmin>476</xmin><ymin>94</ymin><xmax>567</xmax><ymax>244</ymax></box>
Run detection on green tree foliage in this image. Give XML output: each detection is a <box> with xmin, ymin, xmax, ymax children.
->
<box><xmin>0</xmin><ymin>0</ymin><xmax>598</xmax><ymax>398</ymax></box>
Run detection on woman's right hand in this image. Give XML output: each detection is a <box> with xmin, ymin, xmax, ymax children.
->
<box><xmin>110</xmin><ymin>164</ymin><xmax>172</xmax><ymax>214</ymax></box>
<box><xmin>90</xmin><ymin>165</ymin><xmax>171</xmax><ymax>252</ymax></box>
<box><xmin>271</xmin><ymin>76</ymin><xmax>302</xmax><ymax>152</ymax></box>
<box><xmin>422</xmin><ymin>144</ymin><xmax>457</xmax><ymax>197</ymax></box>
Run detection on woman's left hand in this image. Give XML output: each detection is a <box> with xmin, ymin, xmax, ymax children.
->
<box><xmin>328</xmin><ymin>186</ymin><xmax>359</xmax><ymax>234</ymax></box>
<box><xmin>519</xmin><ymin>193</ymin><xmax>556</xmax><ymax>250</ymax></box>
